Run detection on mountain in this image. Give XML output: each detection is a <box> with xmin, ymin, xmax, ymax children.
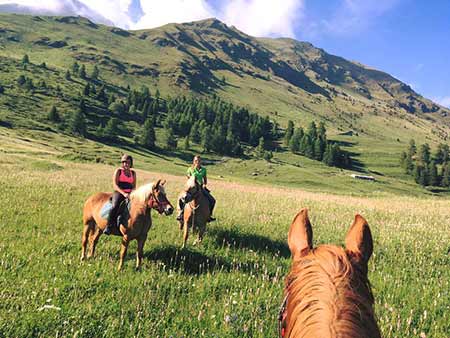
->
<box><xmin>1</xmin><ymin>13</ymin><xmax>450</xmax><ymax>195</ymax></box>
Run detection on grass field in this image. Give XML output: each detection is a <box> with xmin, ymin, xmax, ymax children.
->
<box><xmin>1</xmin><ymin>130</ymin><xmax>449</xmax><ymax>338</ymax></box>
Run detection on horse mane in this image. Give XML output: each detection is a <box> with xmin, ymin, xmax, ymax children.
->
<box><xmin>130</xmin><ymin>181</ymin><xmax>164</xmax><ymax>204</ymax></box>
<box><xmin>285</xmin><ymin>245</ymin><xmax>379</xmax><ymax>338</ymax></box>
<box><xmin>186</xmin><ymin>176</ymin><xmax>196</xmax><ymax>190</ymax></box>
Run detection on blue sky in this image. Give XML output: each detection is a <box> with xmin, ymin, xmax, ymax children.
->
<box><xmin>1</xmin><ymin>0</ymin><xmax>448</xmax><ymax>106</ymax></box>
<box><xmin>292</xmin><ymin>0</ymin><xmax>450</xmax><ymax>107</ymax></box>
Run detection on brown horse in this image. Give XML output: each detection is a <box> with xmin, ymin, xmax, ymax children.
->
<box><xmin>180</xmin><ymin>176</ymin><xmax>210</xmax><ymax>249</ymax></box>
<box><xmin>81</xmin><ymin>179</ymin><xmax>174</xmax><ymax>270</ymax></box>
<box><xmin>279</xmin><ymin>208</ymin><xmax>381</xmax><ymax>338</ymax></box>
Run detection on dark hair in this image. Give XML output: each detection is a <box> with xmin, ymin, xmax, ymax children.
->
<box><xmin>121</xmin><ymin>154</ymin><xmax>133</xmax><ymax>168</ymax></box>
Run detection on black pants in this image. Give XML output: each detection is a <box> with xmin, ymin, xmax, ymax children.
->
<box><xmin>179</xmin><ymin>189</ymin><xmax>215</xmax><ymax>216</ymax></box>
<box><xmin>109</xmin><ymin>191</ymin><xmax>125</xmax><ymax>226</ymax></box>
<box><xmin>202</xmin><ymin>189</ymin><xmax>216</xmax><ymax>214</ymax></box>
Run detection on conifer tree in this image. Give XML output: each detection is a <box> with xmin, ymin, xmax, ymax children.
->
<box><xmin>69</xmin><ymin>109</ymin><xmax>86</xmax><ymax>136</ymax></box>
<box><xmin>183</xmin><ymin>136</ymin><xmax>190</xmax><ymax>150</ymax></box>
<box><xmin>284</xmin><ymin>120</ymin><xmax>294</xmax><ymax>146</ymax></box>
<box><xmin>72</xmin><ymin>61</ymin><xmax>79</xmax><ymax>74</ymax></box>
<box><xmin>289</xmin><ymin>128</ymin><xmax>303</xmax><ymax>153</ymax></box>
<box><xmin>255</xmin><ymin>137</ymin><xmax>266</xmax><ymax>158</ymax></box>
<box><xmin>141</xmin><ymin>118</ymin><xmax>156</xmax><ymax>149</ymax></box>
<box><xmin>83</xmin><ymin>83</ymin><xmax>90</xmax><ymax>96</ymax></box>
<box><xmin>441</xmin><ymin>163</ymin><xmax>450</xmax><ymax>187</ymax></box>
<box><xmin>103</xmin><ymin>117</ymin><xmax>119</xmax><ymax>141</ymax></box>
<box><xmin>418</xmin><ymin>143</ymin><xmax>431</xmax><ymax>166</ymax></box>
<box><xmin>307</xmin><ymin>121</ymin><xmax>317</xmax><ymax>140</ymax></box>
<box><xmin>22</xmin><ymin>54</ymin><xmax>29</xmax><ymax>64</ymax></box>
<box><xmin>17</xmin><ymin>75</ymin><xmax>26</xmax><ymax>86</ymax></box>
<box><xmin>48</xmin><ymin>105</ymin><xmax>60</xmax><ymax>122</ymax></box>
<box><xmin>201</xmin><ymin>125</ymin><xmax>212</xmax><ymax>152</ymax></box>
<box><xmin>408</xmin><ymin>139</ymin><xmax>416</xmax><ymax>157</ymax></box>
<box><xmin>65</xmin><ymin>70</ymin><xmax>71</xmax><ymax>81</ymax></box>
<box><xmin>164</xmin><ymin>127</ymin><xmax>177</xmax><ymax>150</ymax></box>
<box><xmin>24</xmin><ymin>78</ymin><xmax>34</xmax><ymax>91</ymax></box>
<box><xmin>428</xmin><ymin>161</ymin><xmax>439</xmax><ymax>186</ymax></box>
<box><xmin>79</xmin><ymin>65</ymin><xmax>87</xmax><ymax>79</ymax></box>
<box><xmin>91</xmin><ymin>65</ymin><xmax>99</xmax><ymax>80</ymax></box>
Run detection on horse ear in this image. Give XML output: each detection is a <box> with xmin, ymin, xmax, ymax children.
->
<box><xmin>345</xmin><ymin>214</ymin><xmax>373</xmax><ymax>265</ymax></box>
<box><xmin>161</xmin><ymin>179</ymin><xmax>166</xmax><ymax>186</ymax></box>
<box><xmin>154</xmin><ymin>179</ymin><xmax>161</xmax><ymax>190</ymax></box>
<box><xmin>288</xmin><ymin>208</ymin><xmax>313</xmax><ymax>261</ymax></box>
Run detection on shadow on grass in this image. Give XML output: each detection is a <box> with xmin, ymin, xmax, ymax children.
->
<box><xmin>145</xmin><ymin>245</ymin><xmax>232</xmax><ymax>275</ymax></box>
<box><xmin>208</xmin><ymin>227</ymin><xmax>290</xmax><ymax>258</ymax></box>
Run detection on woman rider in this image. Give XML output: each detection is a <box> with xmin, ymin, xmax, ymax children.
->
<box><xmin>104</xmin><ymin>154</ymin><xmax>136</xmax><ymax>235</ymax></box>
<box><xmin>177</xmin><ymin>155</ymin><xmax>216</xmax><ymax>222</ymax></box>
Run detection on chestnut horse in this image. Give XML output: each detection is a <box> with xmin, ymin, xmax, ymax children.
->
<box><xmin>279</xmin><ymin>208</ymin><xmax>381</xmax><ymax>338</ymax></box>
<box><xmin>180</xmin><ymin>176</ymin><xmax>210</xmax><ymax>249</ymax></box>
<box><xmin>81</xmin><ymin>179</ymin><xmax>174</xmax><ymax>270</ymax></box>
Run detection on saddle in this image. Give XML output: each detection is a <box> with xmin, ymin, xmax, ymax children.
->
<box><xmin>100</xmin><ymin>198</ymin><xmax>131</xmax><ymax>227</ymax></box>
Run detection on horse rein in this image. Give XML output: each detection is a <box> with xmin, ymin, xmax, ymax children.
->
<box><xmin>278</xmin><ymin>293</ymin><xmax>288</xmax><ymax>338</ymax></box>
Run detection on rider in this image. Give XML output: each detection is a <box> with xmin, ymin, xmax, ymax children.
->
<box><xmin>104</xmin><ymin>154</ymin><xmax>136</xmax><ymax>235</ymax></box>
<box><xmin>177</xmin><ymin>155</ymin><xmax>216</xmax><ymax>222</ymax></box>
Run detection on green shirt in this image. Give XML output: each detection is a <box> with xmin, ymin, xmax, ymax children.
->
<box><xmin>187</xmin><ymin>166</ymin><xmax>207</xmax><ymax>185</ymax></box>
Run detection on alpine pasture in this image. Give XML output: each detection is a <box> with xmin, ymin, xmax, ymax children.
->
<box><xmin>1</xmin><ymin>134</ymin><xmax>449</xmax><ymax>338</ymax></box>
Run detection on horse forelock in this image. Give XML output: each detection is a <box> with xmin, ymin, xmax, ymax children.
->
<box><xmin>285</xmin><ymin>245</ymin><xmax>379</xmax><ymax>338</ymax></box>
<box><xmin>131</xmin><ymin>182</ymin><xmax>158</xmax><ymax>203</ymax></box>
<box><xmin>186</xmin><ymin>176</ymin><xmax>196</xmax><ymax>190</ymax></box>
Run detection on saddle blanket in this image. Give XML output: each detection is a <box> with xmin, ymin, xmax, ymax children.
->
<box><xmin>100</xmin><ymin>199</ymin><xmax>131</xmax><ymax>226</ymax></box>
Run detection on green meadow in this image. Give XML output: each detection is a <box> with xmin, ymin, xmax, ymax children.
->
<box><xmin>1</xmin><ymin>12</ymin><xmax>450</xmax><ymax>338</ymax></box>
<box><xmin>1</xmin><ymin>128</ymin><xmax>449</xmax><ymax>338</ymax></box>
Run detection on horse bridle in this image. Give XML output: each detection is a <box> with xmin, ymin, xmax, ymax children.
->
<box><xmin>148</xmin><ymin>191</ymin><xmax>172</xmax><ymax>214</ymax></box>
<box><xmin>278</xmin><ymin>292</ymin><xmax>289</xmax><ymax>338</ymax></box>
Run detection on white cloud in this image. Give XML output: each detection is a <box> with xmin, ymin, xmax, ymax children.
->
<box><xmin>77</xmin><ymin>0</ymin><xmax>133</xmax><ymax>28</ymax></box>
<box><xmin>132</xmin><ymin>0</ymin><xmax>214</xmax><ymax>30</ymax></box>
<box><xmin>322</xmin><ymin>0</ymin><xmax>402</xmax><ymax>36</ymax></box>
<box><xmin>0</xmin><ymin>0</ymin><xmax>305</xmax><ymax>38</ymax></box>
<box><xmin>434</xmin><ymin>96</ymin><xmax>450</xmax><ymax>108</ymax></box>
<box><xmin>0</xmin><ymin>0</ymin><xmax>63</xmax><ymax>12</ymax></box>
<box><xmin>221</xmin><ymin>0</ymin><xmax>304</xmax><ymax>38</ymax></box>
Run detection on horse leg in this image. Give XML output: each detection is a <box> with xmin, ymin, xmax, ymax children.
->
<box><xmin>118</xmin><ymin>237</ymin><xmax>129</xmax><ymax>271</ymax></box>
<box><xmin>135</xmin><ymin>235</ymin><xmax>147</xmax><ymax>271</ymax></box>
<box><xmin>194</xmin><ymin>222</ymin><xmax>206</xmax><ymax>246</ymax></box>
<box><xmin>198</xmin><ymin>223</ymin><xmax>206</xmax><ymax>244</ymax></box>
<box><xmin>81</xmin><ymin>222</ymin><xmax>93</xmax><ymax>261</ymax></box>
<box><xmin>87</xmin><ymin>228</ymin><xmax>101</xmax><ymax>259</ymax></box>
<box><xmin>182</xmin><ymin>221</ymin><xmax>189</xmax><ymax>249</ymax></box>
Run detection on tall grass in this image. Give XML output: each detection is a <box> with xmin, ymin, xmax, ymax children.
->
<box><xmin>1</xmin><ymin>153</ymin><xmax>449</xmax><ymax>337</ymax></box>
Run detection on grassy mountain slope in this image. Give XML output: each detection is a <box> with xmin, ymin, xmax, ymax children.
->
<box><xmin>0</xmin><ymin>13</ymin><xmax>449</xmax><ymax>195</ymax></box>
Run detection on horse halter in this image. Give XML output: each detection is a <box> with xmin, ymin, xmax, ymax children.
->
<box><xmin>148</xmin><ymin>191</ymin><xmax>171</xmax><ymax>214</ymax></box>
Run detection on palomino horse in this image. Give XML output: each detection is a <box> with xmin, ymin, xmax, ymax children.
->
<box><xmin>180</xmin><ymin>176</ymin><xmax>210</xmax><ymax>249</ymax></box>
<box><xmin>81</xmin><ymin>180</ymin><xmax>174</xmax><ymax>270</ymax></box>
<box><xmin>279</xmin><ymin>208</ymin><xmax>381</xmax><ymax>338</ymax></box>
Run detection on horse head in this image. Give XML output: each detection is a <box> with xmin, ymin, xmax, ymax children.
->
<box><xmin>183</xmin><ymin>176</ymin><xmax>201</xmax><ymax>203</ymax></box>
<box><xmin>147</xmin><ymin>179</ymin><xmax>174</xmax><ymax>215</ymax></box>
<box><xmin>280</xmin><ymin>208</ymin><xmax>380</xmax><ymax>338</ymax></box>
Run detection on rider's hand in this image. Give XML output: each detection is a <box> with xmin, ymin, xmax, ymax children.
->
<box><xmin>123</xmin><ymin>193</ymin><xmax>130</xmax><ymax>199</ymax></box>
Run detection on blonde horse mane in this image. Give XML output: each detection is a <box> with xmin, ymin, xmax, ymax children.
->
<box><xmin>185</xmin><ymin>176</ymin><xmax>197</xmax><ymax>190</ymax></box>
<box><xmin>130</xmin><ymin>181</ymin><xmax>165</xmax><ymax>204</ymax></box>
<box><xmin>286</xmin><ymin>245</ymin><xmax>379</xmax><ymax>338</ymax></box>
<box><xmin>284</xmin><ymin>209</ymin><xmax>380</xmax><ymax>338</ymax></box>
